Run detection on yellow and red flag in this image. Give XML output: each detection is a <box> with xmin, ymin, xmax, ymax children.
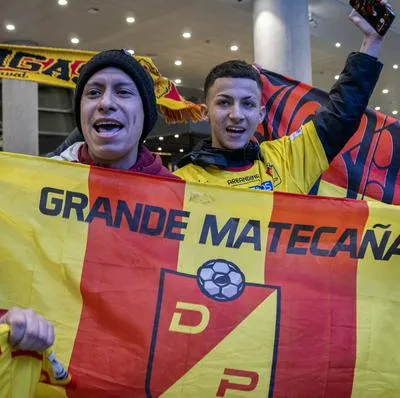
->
<box><xmin>256</xmin><ymin>68</ymin><xmax>400</xmax><ymax>204</ymax></box>
<box><xmin>0</xmin><ymin>152</ymin><xmax>399</xmax><ymax>397</ymax></box>
<box><xmin>0</xmin><ymin>44</ymin><xmax>203</xmax><ymax>124</ymax></box>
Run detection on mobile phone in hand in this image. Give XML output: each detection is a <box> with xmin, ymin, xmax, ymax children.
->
<box><xmin>350</xmin><ymin>0</ymin><xmax>396</xmax><ymax>36</ymax></box>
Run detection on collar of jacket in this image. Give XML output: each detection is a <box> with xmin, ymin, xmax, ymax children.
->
<box><xmin>79</xmin><ymin>142</ymin><xmax>175</xmax><ymax>177</ymax></box>
<box><xmin>177</xmin><ymin>138</ymin><xmax>263</xmax><ymax>169</ymax></box>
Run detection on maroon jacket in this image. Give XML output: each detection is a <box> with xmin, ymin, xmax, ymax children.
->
<box><xmin>53</xmin><ymin>142</ymin><xmax>177</xmax><ymax>178</ymax></box>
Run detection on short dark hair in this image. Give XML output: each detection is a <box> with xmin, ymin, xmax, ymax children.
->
<box><xmin>204</xmin><ymin>60</ymin><xmax>263</xmax><ymax>99</ymax></box>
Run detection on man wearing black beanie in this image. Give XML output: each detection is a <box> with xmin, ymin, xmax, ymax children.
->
<box><xmin>0</xmin><ymin>49</ymin><xmax>178</xmax><ymax>356</ymax></box>
<box><xmin>51</xmin><ymin>49</ymin><xmax>173</xmax><ymax>177</ymax></box>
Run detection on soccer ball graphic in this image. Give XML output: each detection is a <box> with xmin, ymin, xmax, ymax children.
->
<box><xmin>197</xmin><ymin>259</ymin><xmax>245</xmax><ymax>302</ymax></box>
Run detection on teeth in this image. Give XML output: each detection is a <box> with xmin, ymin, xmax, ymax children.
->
<box><xmin>227</xmin><ymin>127</ymin><xmax>244</xmax><ymax>132</ymax></box>
<box><xmin>94</xmin><ymin>122</ymin><xmax>122</xmax><ymax>132</ymax></box>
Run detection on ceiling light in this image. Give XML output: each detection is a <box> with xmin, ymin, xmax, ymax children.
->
<box><xmin>335</xmin><ymin>42</ymin><xmax>341</xmax><ymax>48</ymax></box>
<box><xmin>230</xmin><ymin>44</ymin><xmax>239</xmax><ymax>52</ymax></box>
<box><xmin>374</xmin><ymin>106</ymin><xmax>381</xmax><ymax>111</ymax></box>
<box><xmin>174</xmin><ymin>134</ymin><xmax>179</xmax><ymax>138</ymax></box>
<box><xmin>88</xmin><ymin>7</ymin><xmax>100</xmax><ymax>14</ymax></box>
<box><xmin>127</xmin><ymin>49</ymin><xmax>135</xmax><ymax>55</ymax></box>
<box><xmin>5</xmin><ymin>23</ymin><xmax>15</xmax><ymax>31</ymax></box>
<box><xmin>143</xmin><ymin>140</ymin><xmax>146</xmax><ymax>143</ymax></box>
<box><xmin>70</xmin><ymin>37</ymin><xmax>80</xmax><ymax>44</ymax></box>
<box><xmin>182</xmin><ymin>31</ymin><xmax>191</xmax><ymax>39</ymax></box>
<box><xmin>179</xmin><ymin>149</ymin><xmax>184</xmax><ymax>153</ymax></box>
<box><xmin>174</xmin><ymin>78</ymin><xmax>182</xmax><ymax>84</ymax></box>
<box><xmin>394</xmin><ymin>64</ymin><xmax>399</xmax><ymax>70</ymax></box>
<box><xmin>334</xmin><ymin>75</ymin><xmax>340</xmax><ymax>80</ymax></box>
<box><xmin>157</xmin><ymin>147</ymin><xmax>162</xmax><ymax>151</ymax></box>
<box><xmin>382</xmin><ymin>89</ymin><xmax>389</xmax><ymax>94</ymax></box>
<box><xmin>58</xmin><ymin>0</ymin><xmax>68</xmax><ymax>5</ymax></box>
<box><xmin>392</xmin><ymin>110</ymin><xmax>398</xmax><ymax>115</ymax></box>
<box><xmin>159</xmin><ymin>136</ymin><xmax>164</xmax><ymax>141</ymax></box>
<box><xmin>126</xmin><ymin>16</ymin><xmax>135</xmax><ymax>24</ymax></box>
<box><xmin>174</xmin><ymin>60</ymin><xmax>182</xmax><ymax>66</ymax></box>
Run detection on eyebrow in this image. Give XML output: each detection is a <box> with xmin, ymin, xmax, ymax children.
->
<box><xmin>85</xmin><ymin>80</ymin><xmax>135</xmax><ymax>88</ymax></box>
<box><xmin>216</xmin><ymin>94</ymin><xmax>257</xmax><ymax>100</ymax></box>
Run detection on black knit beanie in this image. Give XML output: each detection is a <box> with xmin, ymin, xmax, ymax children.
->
<box><xmin>74</xmin><ymin>49</ymin><xmax>158</xmax><ymax>141</ymax></box>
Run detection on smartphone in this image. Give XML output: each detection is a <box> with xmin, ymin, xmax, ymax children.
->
<box><xmin>350</xmin><ymin>0</ymin><xmax>396</xmax><ymax>36</ymax></box>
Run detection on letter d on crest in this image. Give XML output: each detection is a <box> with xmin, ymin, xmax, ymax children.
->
<box><xmin>169</xmin><ymin>301</ymin><xmax>210</xmax><ymax>334</ymax></box>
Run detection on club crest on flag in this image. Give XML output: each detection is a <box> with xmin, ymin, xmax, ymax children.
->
<box><xmin>146</xmin><ymin>267</ymin><xmax>281</xmax><ymax>397</ymax></box>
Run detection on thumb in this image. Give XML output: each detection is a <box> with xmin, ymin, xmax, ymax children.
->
<box><xmin>10</xmin><ymin>321</ymin><xmax>26</xmax><ymax>347</ymax></box>
<box><xmin>349</xmin><ymin>9</ymin><xmax>362</xmax><ymax>23</ymax></box>
<box><xmin>0</xmin><ymin>310</ymin><xmax>26</xmax><ymax>347</ymax></box>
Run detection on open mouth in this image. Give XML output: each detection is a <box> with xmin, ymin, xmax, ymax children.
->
<box><xmin>93</xmin><ymin>121</ymin><xmax>123</xmax><ymax>134</ymax></box>
<box><xmin>226</xmin><ymin>126</ymin><xmax>246</xmax><ymax>134</ymax></box>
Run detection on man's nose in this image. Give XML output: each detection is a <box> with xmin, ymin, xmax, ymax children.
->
<box><xmin>98</xmin><ymin>90</ymin><xmax>115</xmax><ymax>112</ymax></box>
<box><xmin>229</xmin><ymin>103</ymin><xmax>244</xmax><ymax>120</ymax></box>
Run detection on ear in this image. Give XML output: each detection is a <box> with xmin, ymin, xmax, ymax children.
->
<box><xmin>201</xmin><ymin>103</ymin><xmax>209</xmax><ymax>120</ymax></box>
<box><xmin>259</xmin><ymin>105</ymin><xmax>266</xmax><ymax>124</ymax></box>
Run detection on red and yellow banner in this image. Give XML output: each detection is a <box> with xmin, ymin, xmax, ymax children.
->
<box><xmin>0</xmin><ymin>44</ymin><xmax>202</xmax><ymax>123</ymax></box>
<box><xmin>0</xmin><ymin>152</ymin><xmax>399</xmax><ymax>397</ymax></box>
<box><xmin>257</xmin><ymin>68</ymin><xmax>400</xmax><ymax>204</ymax></box>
